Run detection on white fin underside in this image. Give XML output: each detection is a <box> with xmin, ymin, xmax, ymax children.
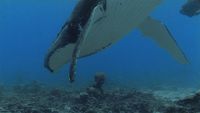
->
<box><xmin>139</xmin><ymin>17</ymin><xmax>189</xmax><ymax>64</ymax></box>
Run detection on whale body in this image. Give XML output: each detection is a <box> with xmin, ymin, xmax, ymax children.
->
<box><xmin>45</xmin><ymin>0</ymin><xmax>188</xmax><ymax>82</ymax></box>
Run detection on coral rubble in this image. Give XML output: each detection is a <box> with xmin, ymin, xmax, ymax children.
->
<box><xmin>0</xmin><ymin>77</ymin><xmax>199</xmax><ymax>113</ymax></box>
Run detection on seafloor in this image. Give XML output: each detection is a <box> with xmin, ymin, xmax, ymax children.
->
<box><xmin>0</xmin><ymin>80</ymin><xmax>200</xmax><ymax>113</ymax></box>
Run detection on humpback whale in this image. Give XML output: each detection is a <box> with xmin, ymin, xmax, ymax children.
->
<box><xmin>181</xmin><ymin>0</ymin><xmax>200</xmax><ymax>17</ymax></box>
<box><xmin>45</xmin><ymin>0</ymin><xmax>189</xmax><ymax>82</ymax></box>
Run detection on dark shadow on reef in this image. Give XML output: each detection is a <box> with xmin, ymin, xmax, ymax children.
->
<box><xmin>0</xmin><ymin>73</ymin><xmax>200</xmax><ymax>113</ymax></box>
<box><xmin>166</xmin><ymin>92</ymin><xmax>200</xmax><ymax>113</ymax></box>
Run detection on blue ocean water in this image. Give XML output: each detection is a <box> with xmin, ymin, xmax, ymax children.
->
<box><xmin>0</xmin><ymin>0</ymin><xmax>200</xmax><ymax>89</ymax></box>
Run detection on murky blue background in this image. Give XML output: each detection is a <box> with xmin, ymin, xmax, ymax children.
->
<box><xmin>0</xmin><ymin>0</ymin><xmax>200</xmax><ymax>89</ymax></box>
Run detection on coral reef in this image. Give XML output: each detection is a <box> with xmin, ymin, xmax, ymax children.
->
<box><xmin>0</xmin><ymin>76</ymin><xmax>199</xmax><ymax>113</ymax></box>
<box><xmin>0</xmin><ymin>84</ymin><xmax>166</xmax><ymax>113</ymax></box>
<box><xmin>174</xmin><ymin>92</ymin><xmax>200</xmax><ymax>113</ymax></box>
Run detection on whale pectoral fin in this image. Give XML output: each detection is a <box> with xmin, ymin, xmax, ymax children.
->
<box><xmin>139</xmin><ymin>16</ymin><xmax>189</xmax><ymax>64</ymax></box>
<box><xmin>68</xmin><ymin>4</ymin><xmax>107</xmax><ymax>82</ymax></box>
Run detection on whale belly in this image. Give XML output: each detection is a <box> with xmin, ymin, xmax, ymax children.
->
<box><xmin>80</xmin><ymin>0</ymin><xmax>162</xmax><ymax>56</ymax></box>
